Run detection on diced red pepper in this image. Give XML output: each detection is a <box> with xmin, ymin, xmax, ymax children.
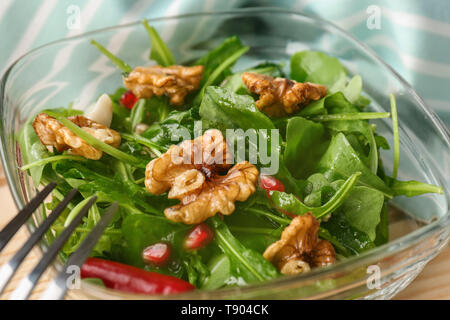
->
<box><xmin>184</xmin><ymin>223</ymin><xmax>214</xmax><ymax>250</ymax></box>
<box><xmin>142</xmin><ymin>242</ymin><xmax>171</xmax><ymax>267</ymax></box>
<box><xmin>120</xmin><ymin>90</ymin><xmax>138</xmax><ymax>109</ymax></box>
<box><xmin>81</xmin><ymin>257</ymin><xmax>194</xmax><ymax>295</ymax></box>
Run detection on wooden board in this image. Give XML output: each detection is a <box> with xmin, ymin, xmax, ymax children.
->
<box><xmin>0</xmin><ymin>176</ymin><xmax>448</xmax><ymax>300</ymax></box>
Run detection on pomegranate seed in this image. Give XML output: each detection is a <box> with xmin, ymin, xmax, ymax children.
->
<box><xmin>142</xmin><ymin>242</ymin><xmax>171</xmax><ymax>266</ymax></box>
<box><xmin>120</xmin><ymin>90</ymin><xmax>138</xmax><ymax>109</ymax></box>
<box><xmin>259</xmin><ymin>175</ymin><xmax>285</xmax><ymax>197</ymax></box>
<box><xmin>184</xmin><ymin>223</ymin><xmax>214</xmax><ymax>250</ymax></box>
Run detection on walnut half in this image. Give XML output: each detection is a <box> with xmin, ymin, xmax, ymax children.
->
<box><xmin>123</xmin><ymin>65</ymin><xmax>204</xmax><ymax>106</ymax></box>
<box><xmin>32</xmin><ymin>113</ymin><xmax>121</xmax><ymax>160</ymax></box>
<box><xmin>242</xmin><ymin>72</ymin><xmax>327</xmax><ymax>117</ymax></box>
<box><xmin>144</xmin><ymin>129</ymin><xmax>259</xmax><ymax>224</ymax></box>
<box><xmin>263</xmin><ymin>213</ymin><xmax>335</xmax><ymax>275</ymax></box>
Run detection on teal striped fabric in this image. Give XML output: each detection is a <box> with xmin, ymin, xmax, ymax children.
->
<box><xmin>1</xmin><ymin>0</ymin><xmax>449</xmax><ymax>126</ymax></box>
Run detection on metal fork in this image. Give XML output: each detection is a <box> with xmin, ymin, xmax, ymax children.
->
<box><xmin>0</xmin><ymin>183</ymin><xmax>118</xmax><ymax>300</ymax></box>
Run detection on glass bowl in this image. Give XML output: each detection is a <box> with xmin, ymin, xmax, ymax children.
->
<box><xmin>1</xmin><ymin>8</ymin><xmax>449</xmax><ymax>300</ymax></box>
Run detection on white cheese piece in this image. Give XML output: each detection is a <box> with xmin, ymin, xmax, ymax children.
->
<box><xmin>86</xmin><ymin>94</ymin><xmax>113</xmax><ymax>127</ymax></box>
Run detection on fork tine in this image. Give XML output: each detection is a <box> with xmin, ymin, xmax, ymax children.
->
<box><xmin>40</xmin><ymin>202</ymin><xmax>119</xmax><ymax>300</ymax></box>
<box><xmin>8</xmin><ymin>195</ymin><xmax>97</xmax><ymax>300</ymax></box>
<box><xmin>0</xmin><ymin>182</ymin><xmax>56</xmax><ymax>252</ymax></box>
<box><xmin>0</xmin><ymin>189</ymin><xmax>79</xmax><ymax>294</ymax></box>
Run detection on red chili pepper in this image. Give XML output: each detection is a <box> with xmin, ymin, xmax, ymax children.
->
<box><xmin>81</xmin><ymin>257</ymin><xmax>194</xmax><ymax>295</ymax></box>
<box><xmin>259</xmin><ymin>175</ymin><xmax>285</xmax><ymax>197</ymax></box>
<box><xmin>120</xmin><ymin>90</ymin><xmax>138</xmax><ymax>109</ymax></box>
<box><xmin>184</xmin><ymin>223</ymin><xmax>214</xmax><ymax>250</ymax></box>
<box><xmin>142</xmin><ymin>242</ymin><xmax>171</xmax><ymax>267</ymax></box>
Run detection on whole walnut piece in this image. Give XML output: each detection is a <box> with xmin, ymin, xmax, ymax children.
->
<box><xmin>32</xmin><ymin>113</ymin><xmax>121</xmax><ymax>160</ymax></box>
<box><xmin>145</xmin><ymin>129</ymin><xmax>259</xmax><ymax>224</ymax></box>
<box><xmin>263</xmin><ymin>213</ymin><xmax>335</xmax><ymax>275</ymax></box>
<box><xmin>242</xmin><ymin>72</ymin><xmax>327</xmax><ymax>117</ymax></box>
<box><xmin>123</xmin><ymin>65</ymin><xmax>204</xmax><ymax>106</ymax></box>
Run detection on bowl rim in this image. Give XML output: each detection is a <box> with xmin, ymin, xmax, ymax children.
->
<box><xmin>0</xmin><ymin>7</ymin><xmax>449</xmax><ymax>299</ymax></box>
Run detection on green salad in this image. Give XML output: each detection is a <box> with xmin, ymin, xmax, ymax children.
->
<box><xmin>18</xmin><ymin>21</ymin><xmax>443</xmax><ymax>295</ymax></box>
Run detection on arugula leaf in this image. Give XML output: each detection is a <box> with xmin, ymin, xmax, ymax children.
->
<box><xmin>298</xmin><ymin>92</ymin><xmax>380</xmax><ymax>174</ymax></box>
<box><xmin>147</xmin><ymin>96</ymin><xmax>171</xmax><ymax>123</ymax></box>
<box><xmin>290</xmin><ymin>51</ymin><xmax>347</xmax><ymax>92</ymax></box>
<box><xmin>390</xmin><ymin>94</ymin><xmax>400</xmax><ymax>179</ymax></box>
<box><xmin>20</xmin><ymin>154</ymin><xmax>86</xmax><ymax>171</ymax></box>
<box><xmin>320</xmin><ymin>92</ymin><xmax>380</xmax><ymax>174</ymax></box>
<box><xmin>201</xmin><ymin>254</ymin><xmax>231</xmax><ymax>290</ymax></box>
<box><xmin>374</xmin><ymin>202</ymin><xmax>389</xmax><ymax>246</ymax></box>
<box><xmin>64</xmin><ymin>196</ymin><xmax>96</xmax><ymax>227</ymax></box>
<box><xmin>230</xmin><ymin>230</ymin><xmax>279</xmax><ymax>254</ymax></box>
<box><xmin>121</xmin><ymin>213</ymin><xmax>188</xmax><ymax>267</ymax></box>
<box><xmin>270</xmin><ymin>172</ymin><xmax>361</xmax><ymax>219</ymax></box>
<box><xmin>387</xmin><ymin>178</ymin><xmax>443</xmax><ymax>197</ymax></box>
<box><xmin>337</xmin><ymin>186</ymin><xmax>384</xmax><ymax>241</ymax></box>
<box><xmin>209</xmin><ymin>216</ymin><xmax>279</xmax><ymax>284</ymax></box>
<box><xmin>224</xmin><ymin>205</ymin><xmax>281</xmax><ymax>254</ymax></box>
<box><xmin>321</xmin><ymin>213</ymin><xmax>376</xmax><ymax>254</ymax></box>
<box><xmin>109</xmin><ymin>89</ymin><xmax>132</xmax><ymax>132</ymax></box>
<box><xmin>199</xmin><ymin>86</ymin><xmax>274</xmax><ymax>130</ymax></box>
<box><xmin>130</xmin><ymin>99</ymin><xmax>147</xmax><ymax>131</ymax></box>
<box><xmin>195</xmin><ymin>36</ymin><xmax>245</xmax><ymax>87</ymax></box>
<box><xmin>196</xmin><ymin>46</ymin><xmax>249</xmax><ymax>101</ymax></box>
<box><xmin>304</xmin><ymin>173</ymin><xmax>333</xmax><ymax>194</ymax></box>
<box><xmin>142</xmin><ymin>19</ymin><xmax>175</xmax><ymax>66</ymax></box>
<box><xmin>374</xmin><ymin>134</ymin><xmax>390</xmax><ymax>150</ymax></box>
<box><xmin>318</xmin><ymin>228</ymin><xmax>352</xmax><ymax>257</ymax></box>
<box><xmin>283</xmin><ymin>116</ymin><xmax>328</xmax><ymax>179</ymax></box>
<box><xmin>274</xmin><ymin>160</ymin><xmax>306</xmax><ymax>196</ymax></box>
<box><xmin>182</xmin><ymin>252</ymin><xmax>210</xmax><ymax>287</ymax></box>
<box><xmin>245</xmin><ymin>206</ymin><xmax>292</xmax><ymax>227</ymax></box>
<box><xmin>199</xmin><ymin>86</ymin><xmax>283</xmax><ymax>176</ymax></box>
<box><xmin>298</xmin><ymin>97</ymin><xmax>327</xmax><ymax>117</ymax></box>
<box><xmin>141</xmin><ymin>109</ymin><xmax>195</xmax><ymax>151</ymax></box>
<box><xmin>17</xmin><ymin>120</ymin><xmax>50</xmax><ymax>186</ymax></box>
<box><xmin>55</xmin><ymin>205</ymin><xmax>122</xmax><ymax>259</ymax></box>
<box><xmin>318</xmin><ymin>133</ymin><xmax>393</xmax><ymax>198</ymax></box>
<box><xmin>129</xmin><ymin>96</ymin><xmax>170</xmax><ymax>130</ymax></box>
<box><xmin>90</xmin><ymin>40</ymin><xmax>132</xmax><ymax>74</ymax></box>
<box><xmin>54</xmin><ymin>160</ymin><xmax>164</xmax><ymax>215</ymax></box>
<box><xmin>303</xmin><ymin>173</ymin><xmax>339</xmax><ymax>207</ymax></box>
<box><xmin>303</xmin><ymin>190</ymin><xmax>322</xmax><ymax>207</ymax></box>
<box><xmin>121</xmin><ymin>133</ymin><xmax>163</xmax><ymax>157</ymax></box>
<box><xmin>109</xmin><ymin>87</ymin><xmax>128</xmax><ymax>102</ymax></box>
<box><xmin>309</xmin><ymin>112</ymin><xmax>390</xmax><ymax>122</ymax></box>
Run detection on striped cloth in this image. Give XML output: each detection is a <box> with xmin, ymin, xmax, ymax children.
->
<box><xmin>1</xmin><ymin>0</ymin><xmax>449</xmax><ymax>126</ymax></box>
